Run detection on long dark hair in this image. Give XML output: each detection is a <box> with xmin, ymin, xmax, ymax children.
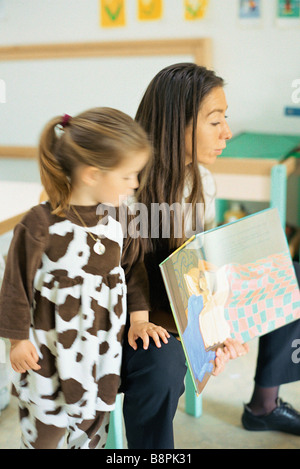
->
<box><xmin>135</xmin><ymin>63</ymin><xmax>224</xmax><ymax>252</ymax></box>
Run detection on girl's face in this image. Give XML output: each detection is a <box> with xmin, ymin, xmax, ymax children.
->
<box><xmin>94</xmin><ymin>151</ymin><xmax>149</xmax><ymax>206</ymax></box>
<box><xmin>185</xmin><ymin>87</ymin><xmax>232</xmax><ymax>166</ymax></box>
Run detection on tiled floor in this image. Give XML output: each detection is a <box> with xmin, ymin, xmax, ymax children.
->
<box><xmin>174</xmin><ymin>338</ymin><xmax>300</xmax><ymax>449</ymax></box>
<box><xmin>0</xmin><ymin>337</ymin><xmax>299</xmax><ymax>450</ymax></box>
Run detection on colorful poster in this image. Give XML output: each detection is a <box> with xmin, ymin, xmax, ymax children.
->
<box><xmin>276</xmin><ymin>0</ymin><xmax>300</xmax><ymax>27</ymax></box>
<box><xmin>184</xmin><ymin>0</ymin><xmax>209</xmax><ymax>21</ymax></box>
<box><xmin>137</xmin><ymin>0</ymin><xmax>163</xmax><ymax>21</ymax></box>
<box><xmin>238</xmin><ymin>0</ymin><xmax>262</xmax><ymax>28</ymax></box>
<box><xmin>238</xmin><ymin>0</ymin><xmax>261</xmax><ymax>19</ymax></box>
<box><xmin>277</xmin><ymin>0</ymin><xmax>300</xmax><ymax>18</ymax></box>
<box><xmin>100</xmin><ymin>0</ymin><xmax>126</xmax><ymax>28</ymax></box>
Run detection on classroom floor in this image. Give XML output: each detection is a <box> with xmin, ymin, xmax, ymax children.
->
<box><xmin>0</xmin><ymin>337</ymin><xmax>299</xmax><ymax>450</ymax></box>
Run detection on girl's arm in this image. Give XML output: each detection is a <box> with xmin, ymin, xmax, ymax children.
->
<box><xmin>0</xmin><ymin>205</ymin><xmax>48</xmax><ymax>341</ymax></box>
<box><xmin>128</xmin><ymin>310</ymin><xmax>170</xmax><ymax>350</ymax></box>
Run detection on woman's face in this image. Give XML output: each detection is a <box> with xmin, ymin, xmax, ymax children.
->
<box><xmin>185</xmin><ymin>87</ymin><xmax>232</xmax><ymax>166</ymax></box>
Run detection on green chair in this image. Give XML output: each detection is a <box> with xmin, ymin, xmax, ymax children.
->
<box><xmin>105</xmin><ymin>394</ymin><xmax>124</xmax><ymax>449</ymax></box>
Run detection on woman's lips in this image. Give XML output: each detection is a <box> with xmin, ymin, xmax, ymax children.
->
<box><xmin>214</xmin><ymin>148</ymin><xmax>225</xmax><ymax>155</ymax></box>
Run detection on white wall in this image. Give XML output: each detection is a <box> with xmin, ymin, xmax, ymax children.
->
<box><xmin>0</xmin><ymin>0</ymin><xmax>300</xmax><ymax>146</ymax></box>
<box><xmin>0</xmin><ymin>0</ymin><xmax>299</xmax><ymax>226</ymax></box>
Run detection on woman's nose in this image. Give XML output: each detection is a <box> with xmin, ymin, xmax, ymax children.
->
<box><xmin>222</xmin><ymin>121</ymin><xmax>232</xmax><ymax>141</ymax></box>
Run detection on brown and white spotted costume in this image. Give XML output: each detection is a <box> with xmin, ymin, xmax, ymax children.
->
<box><xmin>0</xmin><ymin>202</ymin><xmax>149</xmax><ymax>449</ymax></box>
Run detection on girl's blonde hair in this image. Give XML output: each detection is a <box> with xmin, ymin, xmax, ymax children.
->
<box><xmin>39</xmin><ymin>107</ymin><xmax>151</xmax><ymax>216</ymax></box>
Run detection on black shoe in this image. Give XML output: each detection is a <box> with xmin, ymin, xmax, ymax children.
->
<box><xmin>242</xmin><ymin>398</ymin><xmax>300</xmax><ymax>436</ymax></box>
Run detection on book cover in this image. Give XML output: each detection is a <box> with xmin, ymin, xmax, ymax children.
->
<box><xmin>159</xmin><ymin>208</ymin><xmax>300</xmax><ymax>395</ymax></box>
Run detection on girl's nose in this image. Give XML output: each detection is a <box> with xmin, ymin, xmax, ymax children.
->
<box><xmin>131</xmin><ymin>176</ymin><xmax>139</xmax><ymax>189</ymax></box>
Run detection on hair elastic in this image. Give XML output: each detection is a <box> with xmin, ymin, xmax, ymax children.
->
<box><xmin>61</xmin><ymin>113</ymin><xmax>72</xmax><ymax>128</ymax></box>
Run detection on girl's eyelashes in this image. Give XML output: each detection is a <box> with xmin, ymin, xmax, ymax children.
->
<box><xmin>123</xmin><ymin>172</ymin><xmax>139</xmax><ymax>180</ymax></box>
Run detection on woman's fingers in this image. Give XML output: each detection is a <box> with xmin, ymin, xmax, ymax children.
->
<box><xmin>212</xmin><ymin>346</ymin><xmax>230</xmax><ymax>376</ymax></box>
<box><xmin>224</xmin><ymin>338</ymin><xmax>249</xmax><ymax>358</ymax></box>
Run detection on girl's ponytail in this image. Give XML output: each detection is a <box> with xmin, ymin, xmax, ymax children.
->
<box><xmin>38</xmin><ymin>107</ymin><xmax>150</xmax><ymax>217</ymax></box>
<box><xmin>39</xmin><ymin>116</ymin><xmax>72</xmax><ymax>216</ymax></box>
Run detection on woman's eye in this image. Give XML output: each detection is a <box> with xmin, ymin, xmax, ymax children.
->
<box><xmin>211</xmin><ymin>116</ymin><xmax>228</xmax><ymax>126</ymax></box>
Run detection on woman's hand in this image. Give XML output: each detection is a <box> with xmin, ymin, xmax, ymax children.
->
<box><xmin>10</xmin><ymin>339</ymin><xmax>41</xmax><ymax>373</ymax></box>
<box><xmin>211</xmin><ymin>346</ymin><xmax>230</xmax><ymax>376</ymax></box>
<box><xmin>224</xmin><ymin>337</ymin><xmax>249</xmax><ymax>359</ymax></box>
<box><xmin>211</xmin><ymin>338</ymin><xmax>249</xmax><ymax>376</ymax></box>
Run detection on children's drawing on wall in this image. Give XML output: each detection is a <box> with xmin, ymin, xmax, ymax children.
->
<box><xmin>276</xmin><ymin>0</ymin><xmax>300</xmax><ymax>26</ymax></box>
<box><xmin>137</xmin><ymin>0</ymin><xmax>163</xmax><ymax>21</ymax></box>
<box><xmin>100</xmin><ymin>0</ymin><xmax>126</xmax><ymax>28</ymax></box>
<box><xmin>277</xmin><ymin>0</ymin><xmax>300</xmax><ymax>17</ymax></box>
<box><xmin>184</xmin><ymin>0</ymin><xmax>209</xmax><ymax>21</ymax></box>
<box><xmin>238</xmin><ymin>0</ymin><xmax>262</xmax><ymax>27</ymax></box>
<box><xmin>239</xmin><ymin>0</ymin><xmax>261</xmax><ymax>18</ymax></box>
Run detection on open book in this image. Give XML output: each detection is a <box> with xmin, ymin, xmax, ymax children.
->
<box><xmin>159</xmin><ymin>208</ymin><xmax>300</xmax><ymax>395</ymax></box>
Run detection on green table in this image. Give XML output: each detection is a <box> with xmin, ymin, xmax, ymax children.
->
<box><xmin>208</xmin><ymin>132</ymin><xmax>300</xmax><ymax>227</ymax></box>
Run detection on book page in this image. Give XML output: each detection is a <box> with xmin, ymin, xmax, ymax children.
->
<box><xmin>200</xmin><ymin>209</ymin><xmax>287</xmax><ymax>266</ymax></box>
<box><xmin>160</xmin><ymin>208</ymin><xmax>300</xmax><ymax>395</ymax></box>
<box><xmin>194</xmin><ymin>209</ymin><xmax>300</xmax><ymax>346</ymax></box>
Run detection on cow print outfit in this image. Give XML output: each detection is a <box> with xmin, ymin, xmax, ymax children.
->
<box><xmin>0</xmin><ymin>202</ymin><xmax>149</xmax><ymax>449</ymax></box>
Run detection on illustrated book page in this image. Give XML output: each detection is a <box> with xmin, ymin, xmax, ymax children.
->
<box><xmin>160</xmin><ymin>208</ymin><xmax>300</xmax><ymax>395</ymax></box>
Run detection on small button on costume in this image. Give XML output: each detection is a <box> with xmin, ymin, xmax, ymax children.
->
<box><xmin>0</xmin><ymin>202</ymin><xmax>149</xmax><ymax>449</ymax></box>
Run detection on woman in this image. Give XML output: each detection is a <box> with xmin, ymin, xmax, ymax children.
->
<box><xmin>120</xmin><ymin>63</ymin><xmax>300</xmax><ymax>449</ymax></box>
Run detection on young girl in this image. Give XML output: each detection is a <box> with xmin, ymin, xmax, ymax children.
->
<box><xmin>0</xmin><ymin>107</ymin><xmax>168</xmax><ymax>449</ymax></box>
